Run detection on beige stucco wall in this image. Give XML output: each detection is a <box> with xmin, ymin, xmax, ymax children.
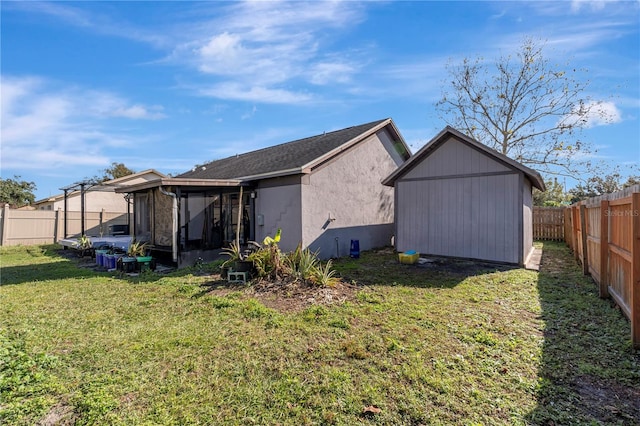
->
<box><xmin>46</xmin><ymin>190</ymin><xmax>130</xmax><ymax>213</ymax></box>
<box><xmin>254</xmin><ymin>176</ymin><xmax>303</xmax><ymax>253</ymax></box>
<box><xmin>300</xmin><ymin>129</ymin><xmax>401</xmax><ymax>258</ymax></box>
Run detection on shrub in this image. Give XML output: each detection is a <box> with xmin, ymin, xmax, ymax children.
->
<box><xmin>248</xmin><ymin>244</ymin><xmax>289</xmax><ymax>280</ymax></box>
<box><xmin>245</xmin><ymin>230</ymin><xmax>339</xmax><ymax>287</ymax></box>
<box><xmin>313</xmin><ymin>259</ymin><xmax>339</xmax><ymax>287</ymax></box>
<box><xmin>286</xmin><ymin>245</ymin><xmax>319</xmax><ymax>281</ymax></box>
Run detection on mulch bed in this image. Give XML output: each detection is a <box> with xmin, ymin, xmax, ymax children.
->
<box><xmin>201</xmin><ymin>275</ymin><xmax>362</xmax><ymax>312</ymax></box>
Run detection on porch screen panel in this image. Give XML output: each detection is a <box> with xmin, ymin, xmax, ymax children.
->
<box><xmin>221</xmin><ymin>192</ymin><xmax>251</xmax><ymax>245</ymax></box>
<box><xmin>134</xmin><ymin>193</ymin><xmax>151</xmax><ymax>241</ymax></box>
<box><xmin>206</xmin><ymin>194</ymin><xmax>223</xmax><ymax>249</ymax></box>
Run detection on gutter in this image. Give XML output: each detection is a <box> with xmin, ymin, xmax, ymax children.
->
<box><xmin>235</xmin><ymin>167</ymin><xmax>304</xmax><ymax>182</ymax></box>
<box><xmin>159</xmin><ymin>186</ymin><xmax>178</xmax><ymax>263</ymax></box>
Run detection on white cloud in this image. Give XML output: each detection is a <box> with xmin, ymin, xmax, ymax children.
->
<box><xmin>194</xmin><ymin>31</ymin><xmax>308</xmax><ymax>85</ymax></box>
<box><xmin>5</xmin><ymin>1</ymin><xmax>168</xmax><ymax>47</ymax></box>
<box><xmin>86</xmin><ymin>92</ymin><xmax>166</xmax><ymax>120</ymax></box>
<box><xmin>198</xmin><ymin>83</ymin><xmax>312</xmax><ymax>104</ymax></box>
<box><xmin>112</xmin><ymin>105</ymin><xmax>166</xmax><ymax>120</ymax></box>
<box><xmin>241</xmin><ymin>105</ymin><xmax>257</xmax><ymax>120</ymax></box>
<box><xmin>565</xmin><ymin>100</ymin><xmax>623</xmax><ymax>128</ymax></box>
<box><xmin>571</xmin><ymin>0</ymin><xmax>612</xmax><ymax>12</ymax></box>
<box><xmin>309</xmin><ymin>62</ymin><xmax>355</xmax><ymax>85</ymax></box>
<box><xmin>170</xmin><ymin>1</ymin><xmax>365</xmax><ymax>103</ymax></box>
<box><xmin>1</xmin><ymin>76</ymin><xmax>165</xmax><ymax>171</ymax></box>
<box><xmin>584</xmin><ymin>101</ymin><xmax>623</xmax><ymax>127</ymax></box>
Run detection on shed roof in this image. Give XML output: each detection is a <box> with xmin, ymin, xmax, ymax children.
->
<box><xmin>382</xmin><ymin>126</ymin><xmax>545</xmax><ymax>191</ymax></box>
<box><xmin>177</xmin><ymin>118</ymin><xmax>404</xmax><ymax>181</ymax></box>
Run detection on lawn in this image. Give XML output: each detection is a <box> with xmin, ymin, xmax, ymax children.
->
<box><xmin>1</xmin><ymin>242</ymin><xmax>638</xmax><ymax>425</ymax></box>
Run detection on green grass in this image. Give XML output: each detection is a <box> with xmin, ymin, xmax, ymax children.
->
<box><xmin>1</xmin><ymin>242</ymin><xmax>638</xmax><ymax>425</ymax></box>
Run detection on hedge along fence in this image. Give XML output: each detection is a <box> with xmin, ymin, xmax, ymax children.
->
<box><xmin>0</xmin><ymin>204</ymin><xmax>131</xmax><ymax>246</ymax></box>
<box><xmin>565</xmin><ymin>184</ymin><xmax>640</xmax><ymax>348</ymax></box>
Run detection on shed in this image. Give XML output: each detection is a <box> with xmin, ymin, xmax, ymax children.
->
<box><xmin>383</xmin><ymin>126</ymin><xmax>545</xmax><ymax>266</ymax></box>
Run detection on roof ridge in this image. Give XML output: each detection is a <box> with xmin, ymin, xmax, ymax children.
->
<box><xmin>197</xmin><ymin>118</ymin><xmax>389</xmax><ymax>167</ymax></box>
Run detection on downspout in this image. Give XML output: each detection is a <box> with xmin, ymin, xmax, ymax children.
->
<box><xmin>159</xmin><ymin>186</ymin><xmax>178</xmax><ymax>264</ymax></box>
<box><xmin>125</xmin><ymin>193</ymin><xmax>132</xmax><ymax>232</ymax></box>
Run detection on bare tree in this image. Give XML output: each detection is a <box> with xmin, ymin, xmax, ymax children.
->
<box><xmin>437</xmin><ymin>38</ymin><xmax>611</xmax><ymax>177</ymax></box>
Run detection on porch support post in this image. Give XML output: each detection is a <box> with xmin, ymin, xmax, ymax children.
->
<box><xmin>80</xmin><ymin>183</ymin><xmax>86</xmax><ymax>236</ymax></box>
<box><xmin>63</xmin><ymin>189</ymin><xmax>68</xmax><ymax>239</ymax></box>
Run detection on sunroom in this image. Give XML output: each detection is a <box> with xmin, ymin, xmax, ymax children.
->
<box><xmin>117</xmin><ymin>178</ymin><xmax>255</xmax><ymax>267</ymax></box>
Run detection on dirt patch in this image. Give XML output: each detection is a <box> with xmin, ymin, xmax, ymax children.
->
<box><xmin>571</xmin><ymin>375</ymin><xmax>640</xmax><ymax>424</ymax></box>
<box><xmin>415</xmin><ymin>257</ymin><xmax>516</xmax><ymax>276</ymax></box>
<box><xmin>37</xmin><ymin>403</ymin><xmax>77</xmax><ymax>426</ymax></box>
<box><xmin>202</xmin><ymin>276</ymin><xmax>361</xmax><ymax>312</ymax></box>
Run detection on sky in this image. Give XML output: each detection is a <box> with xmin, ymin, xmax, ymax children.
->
<box><xmin>1</xmin><ymin>0</ymin><xmax>639</xmax><ymax>201</ymax></box>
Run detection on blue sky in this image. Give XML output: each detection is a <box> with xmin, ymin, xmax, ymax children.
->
<box><xmin>2</xmin><ymin>0</ymin><xmax>639</xmax><ymax>201</ymax></box>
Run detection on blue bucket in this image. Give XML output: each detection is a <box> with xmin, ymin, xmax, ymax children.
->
<box><xmin>95</xmin><ymin>249</ymin><xmax>109</xmax><ymax>266</ymax></box>
<box><xmin>104</xmin><ymin>254</ymin><xmax>114</xmax><ymax>269</ymax></box>
<box><xmin>350</xmin><ymin>239</ymin><xmax>360</xmax><ymax>258</ymax></box>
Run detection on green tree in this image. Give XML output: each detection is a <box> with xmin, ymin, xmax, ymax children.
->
<box><xmin>437</xmin><ymin>37</ymin><xmax>609</xmax><ymax>177</ymax></box>
<box><xmin>0</xmin><ymin>176</ymin><xmax>36</xmax><ymax>208</ymax></box>
<box><xmin>533</xmin><ymin>178</ymin><xmax>569</xmax><ymax>206</ymax></box>
<box><xmin>622</xmin><ymin>175</ymin><xmax>640</xmax><ymax>188</ymax></box>
<box><xmin>101</xmin><ymin>163</ymin><xmax>135</xmax><ymax>181</ymax></box>
<box><xmin>568</xmin><ymin>173</ymin><xmax>640</xmax><ymax>203</ymax></box>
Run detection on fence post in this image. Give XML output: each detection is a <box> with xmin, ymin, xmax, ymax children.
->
<box><xmin>631</xmin><ymin>193</ymin><xmax>640</xmax><ymax>349</ymax></box>
<box><xmin>599</xmin><ymin>200</ymin><xmax>609</xmax><ymax>298</ymax></box>
<box><xmin>1</xmin><ymin>204</ymin><xmax>9</xmax><ymax>246</ymax></box>
<box><xmin>580</xmin><ymin>204</ymin><xmax>589</xmax><ymax>275</ymax></box>
<box><xmin>54</xmin><ymin>209</ymin><xmax>59</xmax><ymax>243</ymax></box>
<box><xmin>54</xmin><ymin>207</ymin><xmax>65</xmax><ymax>243</ymax></box>
<box><xmin>573</xmin><ymin>206</ymin><xmax>580</xmax><ymax>261</ymax></box>
<box><xmin>564</xmin><ymin>208</ymin><xmax>571</xmax><ymax>248</ymax></box>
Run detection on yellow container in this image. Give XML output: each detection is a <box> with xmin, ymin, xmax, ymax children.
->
<box><xmin>398</xmin><ymin>251</ymin><xmax>419</xmax><ymax>264</ymax></box>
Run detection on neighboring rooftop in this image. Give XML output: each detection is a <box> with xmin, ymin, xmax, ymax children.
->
<box><xmin>33</xmin><ymin>169</ymin><xmax>167</xmax><ymax>205</ymax></box>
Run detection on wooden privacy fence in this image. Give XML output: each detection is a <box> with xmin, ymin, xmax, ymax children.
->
<box><xmin>0</xmin><ymin>205</ymin><xmax>131</xmax><ymax>246</ymax></box>
<box><xmin>533</xmin><ymin>207</ymin><xmax>565</xmax><ymax>240</ymax></box>
<box><xmin>565</xmin><ymin>185</ymin><xmax>640</xmax><ymax>348</ymax></box>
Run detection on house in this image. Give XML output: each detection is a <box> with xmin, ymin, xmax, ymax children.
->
<box><xmin>115</xmin><ymin>119</ymin><xmax>411</xmax><ymax>267</ymax></box>
<box><xmin>34</xmin><ymin>170</ymin><xmax>166</xmax><ymax>238</ymax></box>
<box><xmin>33</xmin><ymin>169</ymin><xmax>166</xmax><ymax>212</ymax></box>
<box><xmin>383</xmin><ymin>126</ymin><xmax>545</xmax><ymax>266</ymax></box>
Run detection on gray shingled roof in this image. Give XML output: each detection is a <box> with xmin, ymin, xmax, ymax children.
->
<box><xmin>178</xmin><ymin>119</ymin><xmax>389</xmax><ymax>180</ymax></box>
